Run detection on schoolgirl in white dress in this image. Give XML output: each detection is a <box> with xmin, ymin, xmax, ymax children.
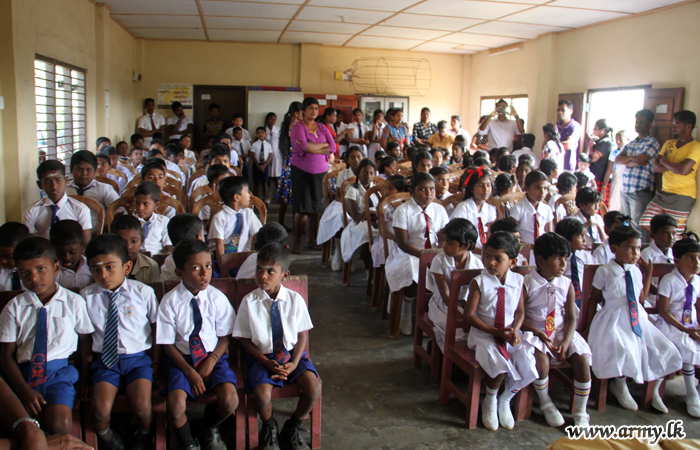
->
<box><xmin>450</xmin><ymin>167</ymin><xmax>496</xmax><ymax>250</ymax></box>
<box><xmin>340</xmin><ymin>159</ymin><xmax>379</xmax><ymax>263</ymax></box>
<box><xmin>367</xmin><ymin>110</ymin><xmax>386</xmax><ymax>160</ymax></box>
<box><xmin>371</xmin><ymin>176</ymin><xmax>407</xmax><ymax>268</ymax></box>
<box><xmin>265</xmin><ymin>113</ymin><xmax>282</xmax><ymax>178</ymax></box>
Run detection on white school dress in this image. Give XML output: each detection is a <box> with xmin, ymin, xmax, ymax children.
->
<box><xmin>588</xmin><ymin>261</ymin><xmax>682</xmax><ymax>383</ymax></box>
<box><xmin>641</xmin><ymin>241</ymin><xmax>674</xmax><ymax>312</ymax></box>
<box><xmin>547</xmin><ymin>193</ymin><xmax>568</xmax><ymax>222</ymax></box>
<box><xmin>385</xmin><ymin>198</ymin><xmax>449</xmax><ymax>292</ymax></box>
<box><xmin>509</xmin><ymin>199</ymin><xmax>553</xmax><ymax>246</ymax></box>
<box><xmin>564</xmin><ymin>249</ymin><xmax>595</xmax><ymax>280</ymax></box>
<box><xmin>439</xmin><ymin>192</ymin><xmax>454</xmax><ymax>217</ymax></box>
<box><xmin>655</xmin><ymin>269</ymin><xmax>700</xmax><ymax>366</ymax></box>
<box><xmin>520</xmin><ymin>271</ymin><xmax>591</xmax><ymax>364</ymax></box>
<box><xmin>467</xmin><ymin>269</ymin><xmax>538</xmax><ymax>391</ymax></box>
<box><xmin>371</xmin><ymin>205</ymin><xmax>395</xmax><ymax>268</ymax></box>
<box><xmin>592</xmin><ymin>240</ymin><xmax>614</xmax><ymax>265</ymax></box>
<box><xmin>340</xmin><ymin>182</ymin><xmax>379</xmax><ymax>262</ymax></box>
<box><xmin>427</xmin><ymin>251</ymin><xmax>483</xmax><ymax>352</ymax></box>
<box><xmin>266</xmin><ymin>125</ymin><xmax>282</xmax><ymax>177</ymax></box>
<box><xmin>316</xmin><ymin>167</ymin><xmax>355</xmax><ymax>245</ymax></box>
<box><xmin>449</xmin><ymin>198</ymin><xmax>497</xmax><ymax>248</ymax></box>
<box><xmin>367</xmin><ymin>123</ymin><xmax>385</xmax><ymax>160</ymax></box>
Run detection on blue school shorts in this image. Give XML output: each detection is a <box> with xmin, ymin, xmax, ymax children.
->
<box><xmin>91</xmin><ymin>351</ymin><xmax>153</xmax><ymax>390</ymax></box>
<box><xmin>19</xmin><ymin>359</ymin><xmax>78</xmax><ymax>408</ymax></box>
<box><xmin>252</xmin><ymin>164</ymin><xmax>270</xmax><ymax>185</ymax></box>
<box><xmin>244</xmin><ymin>350</ymin><xmax>317</xmax><ymax>393</ymax></box>
<box><xmin>166</xmin><ymin>353</ymin><xmax>237</xmax><ymax>401</ymax></box>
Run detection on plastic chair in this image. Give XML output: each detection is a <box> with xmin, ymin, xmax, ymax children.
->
<box><xmin>190</xmin><ymin>185</ymin><xmax>213</xmax><ymax>211</ymax></box>
<box><xmin>187</xmin><ymin>169</ymin><xmax>205</xmax><ymax>195</ymax></box>
<box><xmin>96</xmin><ymin>175</ymin><xmax>120</xmax><ymax>194</ymax></box>
<box><xmin>249</xmin><ymin>195</ymin><xmax>267</xmax><ymax>225</ymax></box>
<box><xmin>163</xmin><ymin>184</ymin><xmax>187</xmax><ymax>211</ymax></box>
<box><xmin>413</xmin><ymin>249</ymin><xmax>442</xmax><ymax>385</ymax></box>
<box><xmin>69</xmin><ymin>195</ymin><xmax>104</xmax><ymax>237</ymax></box>
<box><xmin>108</xmin><ymin>169</ymin><xmax>127</xmax><ymax>187</ymax></box>
<box><xmin>442</xmin><ymin>192</ymin><xmax>464</xmax><ymax>214</ymax></box>
<box><xmin>159</xmin><ymin>195</ymin><xmax>185</xmax><ymax>216</ymax></box>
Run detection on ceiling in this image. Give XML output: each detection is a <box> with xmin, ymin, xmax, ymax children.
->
<box><xmin>104</xmin><ymin>0</ymin><xmax>686</xmax><ymax>54</ymax></box>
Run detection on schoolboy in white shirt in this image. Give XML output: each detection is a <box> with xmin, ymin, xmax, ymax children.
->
<box><xmin>233</xmin><ymin>244</ymin><xmax>320</xmax><ymax>450</ymax></box>
<box><xmin>236</xmin><ymin>222</ymin><xmax>289</xmax><ymax>280</ymax></box>
<box><xmin>66</xmin><ymin>150</ymin><xmax>120</xmax><ymax>231</ymax></box>
<box><xmin>225</xmin><ymin>114</ymin><xmax>251</xmax><ymax>143</ymax></box>
<box><xmin>50</xmin><ymin>220</ymin><xmax>93</xmax><ymax>290</ymax></box>
<box><xmin>643</xmin><ymin>214</ymin><xmax>676</xmax><ymax>264</ymax></box>
<box><xmin>231</xmin><ymin>128</ymin><xmax>252</xmax><ymax>176</ymax></box>
<box><xmin>251</xmin><ymin>127</ymin><xmax>273</xmax><ymax>202</ymax></box>
<box><xmin>23</xmin><ymin>160</ymin><xmax>92</xmax><ymax>242</ymax></box>
<box><xmin>162</xmin><ymin>213</ymin><xmax>206</xmax><ymax>282</ymax></box>
<box><xmin>0</xmin><ymin>237</ymin><xmax>94</xmax><ymax>436</ymax></box>
<box><xmin>81</xmin><ymin>234</ymin><xmax>158</xmax><ymax>450</ymax></box>
<box><xmin>167</xmin><ymin>101</ymin><xmax>194</xmax><ymax>140</ymax></box>
<box><xmin>137</xmin><ymin>98</ymin><xmax>166</xmax><ymax>148</ymax></box>
<box><xmin>133</xmin><ymin>181</ymin><xmax>173</xmax><ymax>255</ymax></box>
<box><xmin>0</xmin><ymin>222</ymin><xmax>31</xmax><ymax>291</ymax></box>
<box><xmin>157</xmin><ymin>239</ymin><xmax>238</xmax><ymax>450</ymax></box>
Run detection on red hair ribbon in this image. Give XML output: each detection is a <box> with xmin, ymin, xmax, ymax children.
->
<box><xmin>462</xmin><ymin>167</ymin><xmax>484</xmax><ymax>187</ymax></box>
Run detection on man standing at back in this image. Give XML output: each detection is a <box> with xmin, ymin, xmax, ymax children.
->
<box><xmin>557</xmin><ymin>99</ymin><xmax>583</xmax><ymax>172</ymax></box>
<box><xmin>641</xmin><ymin>110</ymin><xmax>700</xmax><ymax>239</ymax></box>
<box><xmin>412</xmin><ymin>107</ymin><xmax>437</xmax><ymax>146</ymax></box>
<box><xmin>476</xmin><ymin>99</ymin><xmax>523</xmax><ymax>151</ymax></box>
<box><xmin>138</xmin><ymin>98</ymin><xmax>166</xmax><ymax>148</ymax></box>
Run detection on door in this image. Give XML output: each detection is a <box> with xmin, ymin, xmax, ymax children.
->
<box><xmin>643</xmin><ymin>87</ymin><xmax>684</xmax><ymax>143</ymax></box>
<box><xmin>331</xmin><ymin>95</ymin><xmax>359</xmax><ymax>125</ymax></box>
<box><xmin>193</xmin><ymin>85</ymin><xmax>247</xmax><ymax>148</ymax></box>
<box><xmin>558</xmin><ymin>92</ymin><xmax>586</xmax><ymax>156</ymax></box>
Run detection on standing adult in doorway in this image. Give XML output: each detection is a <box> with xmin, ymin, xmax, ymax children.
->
<box><xmin>556</xmin><ymin>99</ymin><xmax>583</xmax><ymax>172</ymax></box>
<box><xmin>412</xmin><ymin>107</ymin><xmax>437</xmax><ymax>145</ymax></box>
<box><xmin>137</xmin><ymin>98</ymin><xmax>165</xmax><ymax>148</ymax></box>
<box><xmin>381</xmin><ymin>108</ymin><xmax>409</xmax><ymax>156</ymax></box>
<box><xmin>290</xmin><ymin>97</ymin><xmax>335</xmax><ymax>254</ymax></box>
<box><xmin>641</xmin><ymin>110</ymin><xmax>700</xmax><ymax>239</ymax></box>
<box><xmin>477</xmin><ymin>99</ymin><xmax>523</xmax><ymax>151</ymax></box>
<box><xmin>588</xmin><ymin>118</ymin><xmax>615</xmax><ymax>205</ymax></box>
<box><xmin>276</xmin><ymin>101</ymin><xmax>303</xmax><ymax>232</ymax></box>
<box><xmin>615</xmin><ymin>109</ymin><xmax>660</xmax><ymax>241</ymax></box>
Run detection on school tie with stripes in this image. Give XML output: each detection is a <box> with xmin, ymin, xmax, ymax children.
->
<box><xmin>495</xmin><ymin>287</ymin><xmax>510</xmax><ymax>360</ymax></box>
<box><xmin>271</xmin><ymin>300</ymin><xmax>291</xmax><ymax>364</ymax></box>
<box><xmin>478</xmin><ymin>218</ymin><xmax>486</xmax><ymax>247</ymax></box>
<box><xmin>49</xmin><ymin>204</ymin><xmax>60</xmax><ymax>225</ymax></box>
<box><xmin>625</xmin><ymin>271</ymin><xmax>642</xmax><ymax>338</ymax></box>
<box><xmin>422</xmin><ymin>211</ymin><xmax>431</xmax><ymax>249</ymax></box>
<box><xmin>150</xmin><ymin>115</ymin><xmax>156</xmax><ymax>130</ymax></box>
<box><xmin>682</xmin><ymin>282</ymin><xmax>695</xmax><ymax>328</ymax></box>
<box><xmin>570</xmin><ymin>251</ymin><xmax>582</xmax><ymax>308</ymax></box>
<box><xmin>11</xmin><ymin>271</ymin><xmax>21</xmax><ymax>290</ymax></box>
<box><xmin>533</xmin><ymin>212</ymin><xmax>540</xmax><ymax>240</ymax></box>
<box><xmin>27</xmin><ymin>307</ymin><xmax>48</xmax><ymax>395</ymax></box>
<box><xmin>101</xmin><ymin>289</ymin><xmax>121</xmax><ymax>369</ymax></box>
<box><xmin>545</xmin><ymin>284</ymin><xmax>557</xmax><ymax>341</ymax></box>
<box><xmin>189</xmin><ymin>297</ymin><xmax>207</xmax><ymax>368</ymax></box>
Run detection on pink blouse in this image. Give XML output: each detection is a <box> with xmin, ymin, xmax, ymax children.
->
<box><xmin>290</xmin><ymin>121</ymin><xmax>336</xmax><ymax>174</ymax></box>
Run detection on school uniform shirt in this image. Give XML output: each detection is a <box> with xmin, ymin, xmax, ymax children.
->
<box><xmin>641</xmin><ymin>241</ymin><xmax>673</xmax><ymax>264</ymax></box>
<box><xmin>367</xmin><ymin>122</ymin><xmax>385</xmax><ymax>159</ymax></box>
<box><xmin>23</xmin><ymin>194</ymin><xmax>92</xmax><ymax>239</ymax></box>
<box><xmin>208</xmin><ymin>206</ymin><xmax>262</xmax><ymax>253</ymax></box>
<box><xmin>107</xmin><ymin>172</ymin><xmax>126</xmax><ymax>194</ymax></box>
<box><xmin>230</xmin><ymin>138</ymin><xmax>251</xmax><ymax>164</ymax></box>
<box><xmin>0</xmin><ymin>284</ymin><xmax>94</xmax><ymax>363</ymax></box>
<box><xmin>66</xmin><ymin>179</ymin><xmax>120</xmax><ymax>229</ymax></box>
<box><xmin>576</xmin><ymin>169</ymin><xmax>597</xmax><ymax>189</ymax></box>
<box><xmin>250</xmin><ymin>140</ymin><xmax>272</xmax><ymax>166</ymax></box>
<box><xmin>588</xmin><ymin>261</ymin><xmax>682</xmax><ymax>383</ymax></box>
<box><xmin>188</xmin><ymin>175</ymin><xmax>208</xmax><ymax>197</ymax></box>
<box><xmin>512</xmin><ymin>147</ymin><xmax>540</xmax><ymax>168</ymax></box>
<box><xmin>130</xmin><ymin>253</ymin><xmax>161</xmax><ymax>284</ymax></box>
<box><xmin>0</xmin><ymin>268</ymin><xmax>25</xmax><ymax>291</ymax></box>
<box><xmin>184</xmin><ymin>149</ymin><xmax>197</xmax><ymax>162</ymax></box>
<box><xmin>449</xmin><ymin>198</ymin><xmax>497</xmax><ymax>248</ymax></box>
<box><xmin>164</xmin><ymin>159</ymin><xmax>187</xmax><ymax>187</ymax></box>
<box><xmin>138</xmin><ymin>113</ymin><xmax>166</xmax><ymax>147</ymax></box>
<box><xmin>509</xmin><ymin>199</ymin><xmax>553</xmax><ymax>245</ymax></box>
<box><xmin>117</xmin><ymin>164</ymin><xmax>137</xmax><ymax>183</ymax></box>
<box><xmin>225</xmin><ymin>127</ymin><xmax>251</xmax><ymax>143</ymax></box>
<box><xmin>82</xmin><ymin>279</ymin><xmax>157</xmax><ymax>354</ymax></box>
<box><xmin>266</xmin><ymin>125</ymin><xmax>282</xmax><ymax>177</ymax></box>
<box><xmin>55</xmin><ymin>255</ymin><xmax>93</xmax><ymax>290</ymax></box>
<box><xmin>547</xmin><ymin>193</ymin><xmax>568</xmax><ymax>222</ymax></box>
<box><xmin>572</xmin><ymin>210</ymin><xmax>604</xmax><ymax>244</ymax></box>
<box><xmin>439</xmin><ymin>192</ymin><xmax>454</xmax><ymax>217</ymax></box>
<box><xmin>232</xmin><ymin>285</ymin><xmax>313</xmax><ymax>355</ymax></box>
<box><xmin>340</xmin><ymin>182</ymin><xmax>378</xmax><ymax>262</ymax></box>
<box><xmin>160</xmin><ymin>255</ymin><xmax>177</xmax><ymax>282</ymax></box>
<box><xmin>166</xmin><ymin>114</ymin><xmax>194</xmax><ymax>140</ymax></box>
<box><xmin>236</xmin><ymin>253</ymin><xmax>257</xmax><ymax>280</ymax></box>
<box><xmin>592</xmin><ymin>239</ymin><xmax>614</xmax><ymax>264</ymax></box>
<box><xmin>338</xmin><ymin>121</ymin><xmax>369</xmax><ymax>156</ymax></box>
<box><xmin>564</xmin><ymin>249</ymin><xmax>595</xmax><ymax>280</ymax></box>
<box><xmin>157</xmin><ymin>282</ymin><xmax>236</xmax><ymax>355</ymax></box>
<box><xmin>655</xmin><ymin>268</ymin><xmax>700</xmax><ymax>365</ymax></box>
<box><xmin>138</xmin><ymin>213</ymin><xmax>172</xmax><ymax>255</ymax></box>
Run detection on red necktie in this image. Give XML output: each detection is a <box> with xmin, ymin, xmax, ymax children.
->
<box><xmin>150</xmin><ymin>115</ymin><xmax>156</xmax><ymax>130</ymax></box>
<box><xmin>423</xmin><ymin>211</ymin><xmax>431</xmax><ymax>249</ymax></box>
<box><xmin>495</xmin><ymin>287</ymin><xmax>510</xmax><ymax>360</ymax></box>
<box><xmin>533</xmin><ymin>212</ymin><xmax>540</xmax><ymax>239</ymax></box>
<box><xmin>478</xmin><ymin>217</ymin><xmax>486</xmax><ymax>246</ymax></box>
<box><xmin>545</xmin><ymin>285</ymin><xmax>556</xmax><ymax>339</ymax></box>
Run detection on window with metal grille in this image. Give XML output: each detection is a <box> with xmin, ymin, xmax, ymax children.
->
<box><xmin>34</xmin><ymin>56</ymin><xmax>86</xmax><ymax>170</ymax></box>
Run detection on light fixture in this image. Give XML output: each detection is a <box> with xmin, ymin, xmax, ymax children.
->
<box><xmin>487</xmin><ymin>44</ymin><xmax>524</xmax><ymax>57</ymax></box>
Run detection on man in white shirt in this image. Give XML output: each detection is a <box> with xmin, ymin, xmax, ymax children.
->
<box><xmin>477</xmin><ymin>99</ymin><xmax>524</xmax><ymax>151</ymax></box>
<box><xmin>166</xmin><ymin>101</ymin><xmax>194</xmax><ymax>141</ymax></box>
<box><xmin>137</xmin><ymin>98</ymin><xmax>166</xmax><ymax>148</ymax></box>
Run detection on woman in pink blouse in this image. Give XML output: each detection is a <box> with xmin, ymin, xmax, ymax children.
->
<box><xmin>290</xmin><ymin>97</ymin><xmax>336</xmax><ymax>254</ymax></box>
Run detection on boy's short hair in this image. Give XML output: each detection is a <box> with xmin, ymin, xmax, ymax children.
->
<box><xmin>96</xmin><ymin>153</ymin><xmax>112</xmax><ymax>166</ymax></box>
<box><xmin>85</xmin><ymin>233</ymin><xmax>129</xmax><ymax>264</ymax></box>
<box><xmin>442</xmin><ymin>218</ymin><xmax>478</xmax><ymax>248</ymax></box>
<box><xmin>110</xmin><ymin>214</ymin><xmax>143</xmax><ymax>238</ymax></box>
<box><xmin>172</xmin><ymin>238</ymin><xmax>211</xmax><ymax>270</ymax></box>
<box><xmin>554</xmin><ymin>217</ymin><xmax>587</xmax><ymax>241</ymax></box>
<box><xmin>134</xmin><ymin>181</ymin><xmax>161</xmax><ymax>202</ymax></box>
<box><xmin>574</xmin><ymin>172</ymin><xmax>589</xmax><ymax>190</ymax></box>
<box><xmin>518</xmin><ymin>154</ymin><xmax>535</xmax><ymax>168</ymax></box>
<box><xmin>131</xmin><ymin>133</ymin><xmax>144</xmax><ymax>145</ymax></box>
<box><xmin>575</xmin><ymin>187</ymin><xmax>601</xmax><ymax>207</ymax></box>
<box><xmin>232</xmin><ymin>113</ymin><xmax>244</xmax><ymax>121</ymax></box>
<box><xmin>216</xmin><ymin>133</ymin><xmax>233</xmax><ymax>144</ymax></box>
<box><xmin>556</xmin><ymin>172</ymin><xmax>577</xmax><ymax>195</ymax></box>
<box><xmin>650</xmin><ymin>213</ymin><xmax>678</xmax><ymax>234</ymax></box>
<box><xmin>524</xmin><ymin>170</ymin><xmax>547</xmax><ymax>187</ymax></box>
<box><xmin>13</xmin><ymin>237</ymin><xmax>57</xmax><ymax>264</ymax></box>
<box><xmin>609</xmin><ymin>226</ymin><xmax>641</xmax><ymax>247</ymax></box>
<box><xmin>141</xmin><ymin>161</ymin><xmax>166</xmax><ymax>179</ymax></box>
<box><xmin>96</xmin><ymin>137</ymin><xmax>111</xmax><ymax>148</ymax></box>
<box><xmin>144</xmin><ymin>98</ymin><xmax>155</xmax><ymax>106</ymax></box>
<box><xmin>672</xmin><ymin>236</ymin><xmax>700</xmax><ymax>260</ymax></box>
<box><xmin>209</xmin><ymin>102</ymin><xmax>220</xmax><ymax>111</ymax></box>
<box><xmin>166</xmin><ymin>143</ymin><xmax>183</xmax><ymax>158</ymax></box>
<box><xmin>534</xmin><ymin>232</ymin><xmax>571</xmax><ymax>265</ymax></box>
<box><xmin>209</xmin><ymin>144</ymin><xmax>230</xmax><ymax>160</ymax></box>
<box><xmin>101</xmin><ymin>145</ymin><xmax>117</xmax><ymax>156</ymax></box>
<box><xmin>206</xmin><ymin>164</ymin><xmax>230</xmax><ymax>183</ymax></box>
<box><xmin>489</xmin><ymin>217</ymin><xmax>519</xmax><ymax>234</ymax></box>
<box><xmin>539</xmin><ymin>158</ymin><xmax>558</xmax><ymax>177</ymax></box>
<box><xmin>522</xmin><ymin>134</ymin><xmax>536</xmax><ymax>148</ymax></box>
<box><xmin>387</xmin><ymin>175</ymin><xmax>408</xmax><ymax>193</ymax></box>
<box><xmin>429</xmin><ymin>166</ymin><xmax>449</xmax><ymax>177</ymax></box>
<box><xmin>409</xmin><ymin>171</ymin><xmax>434</xmax><ymax>190</ymax></box>
<box><xmin>70</xmin><ymin>150</ymin><xmax>98</xmax><ymax>171</ymax></box>
<box><xmin>485</xmin><ymin>231</ymin><xmax>520</xmax><ymax>259</ymax></box>
<box><xmin>0</xmin><ymin>222</ymin><xmax>31</xmax><ymax>248</ymax></box>
<box><xmin>129</xmin><ymin>147</ymin><xmax>143</xmax><ymax>155</ymax></box>
<box><xmin>37</xmin><ymin>160</ymin><xmax>65</xmax><ymax>180</ymax></box>
<box><xmin>256</xmin><ymin>222</ymin><xmax>289</xmax><ymax>249</ymax></box>
<box><xmin>167</xmin><ymin>213</ymin><xmax>204</xmax><ymax>245</ymax></box>
<box><xmin>219</xmin><ymin>176</ymin><xmax>248</xmax><ymax>205</ymax></box>
<box><xmin>147</xmin><ymin>148</ymin><xmax>164</xmax><ymax>159</ymax></box>
<box><xmin>498</xmin><ymin>155</ymin><xmax>517</xmax><ymax>172</ymax></box>
<box><xmin>577</xmin><ymin>153</ymin><xmax>591</xmax><ymax>163</ymax></box>
<box><xmin>386</xmin><ymin>142</ymin><xmax>400</xmax><ymax>153</ymax></box>
<box><xmin>255</xmin><ymin>126</ymin><xmax>266</xmax><ymax>134</ymax></box>
<box><xmin>171</xmin><ymin>101</ymin><xmax>182</xmax><ymax>111</ymax></box>
<box><xmin>49</xmin><ymin>220</ymin><xmax>84</xmax><ymax>246</ymax></box>
<box><xmin>147</xmin><ymin>157</ymin><xmax>167</xmax><ymax>170</ymax></box>
<box><xmin>257</xmin><ymin>243</ymin><xmax>291</xmax><ymax>272</ymax></box>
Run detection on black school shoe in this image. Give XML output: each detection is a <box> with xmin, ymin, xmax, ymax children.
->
<box><xmin>99</xmin><ymin>431</ymin><xmax>125</xmax><ymax>450</ymax></box>
<box><xmin>202</xmin><ymin>426</ymin><xmax>227</xmax><ymax>450</ymax></box>
<box><xmin>259</xmin><ymin>418</ymin><xmax>280</xmax><ymax>450</ymax></box>
<box><xmin>279</xmin><ymin>420</ymin><xmax>310</xmax><ymax>450</ymax></box>
<box><xmin>131</xmin><ymin>429</ymin><xmax>154</xmax><ymax>450</ymax></box>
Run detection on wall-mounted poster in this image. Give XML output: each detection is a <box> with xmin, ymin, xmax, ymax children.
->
<box><xmin>157</xmin><ymin>83</ymin><xmax>193</xmax><ymax>109</ymax></box>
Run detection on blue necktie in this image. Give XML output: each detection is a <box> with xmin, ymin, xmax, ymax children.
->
<box><xmin>101</xmin><ymin>289</ymin><xmax>121</xmax><ymax>368</ymax></box>
<box><xmin>571</xmin><ymin>251</ymin><xmax>582</xmax><ymax>308</ymax></box>
<box><xmin>270</xmin><ymin>300</ymin><xmax>290</xmax><ymax>365</ymax></box>
<box><xmin>11</xmin><ymin>271</ymin><xmax>21</xmax><ymax>290</ymax></box>
<box><xmin>625</xmin><ymin>271</ymin><xmax>642</xmax><ymax>338</ymax></box>
<box><xmin>189</xmin><ymin>297</ymin><xmax>207</xmax><ymax>368</ymax></box>
<box><xmin>225</xmin><ymin>213</ymin><xmax>244</xmax><ymax>254</ymax></box>
<box><xmin>259</xmin><ymin>144</ymin><xmax>265</xmax><ymax>164</ymax></box>
<box><xmin>49</xmin><ymin>204</ymin><xmax>60</xmax><ymax>225</ymax></box>
<box><xmin>683</xmin><ymin>282</ymin><xmax>695</xmax><ymax>329</ymax></box>
<box><xmin>143</xmin><ymin>221</ymin><xmax>151</xmax><ymax>240</ymax></box>
<box><xmin>27</xmin><ymin>308</ymin><xmax>48</xmax><ymax>395</ymax></box>
<box><xmin>75</xmin><ymin>185</ymin><xmax>91</xmax><ymax>196</ymax></box>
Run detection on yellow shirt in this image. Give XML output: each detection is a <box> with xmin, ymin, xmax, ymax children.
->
<box><xmin>659</xmin><ymin>139</ymin><xmax>700</xmax><ymax>199</ymax></box>
<box><xmin>427</xmin><ymin>133</ymin><xmax>454</xmax><ymax>150</ymax></box>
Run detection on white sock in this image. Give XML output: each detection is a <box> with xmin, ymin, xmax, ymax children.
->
<box><xmin>484</xmin><ymin>386</ymin><xmax>498</xmax><ymax>408</ymax></box>
<box><xmin>573</xmin><ymin>380</ymin><xmax>591</xmax><ymax>414</ymax></box>
<box><xmin>654</xmin><ymin>378</ymin><xmax>664</xmax><ymax>396</ymax></box>
<box><xmin>533</xmin><ymin>377</ymin><xmax>551</xmax><ymax>405</ymax></box>
<box><xmin>683</xmin><ymin>364</ymin><xmax>699</xmax><ymax>401</ymax></box>
<box><xmin>401</xmin><ymin>299</ymin><xmax>413</xmax><ymax>319</ymax></box>
<box><xmin>614</xmin><ymin>377</ymin><xmax>630</xmax><ymax>395</ymax></box>
<box><xmin>500</xmin><ymin>388</ymin><xmax>519</xmax><ymax>404</ymax></box>
<box><xmin>333</xmin><ymin>238</ymin><xmax>341</xmax><ymax>258</ymax></box>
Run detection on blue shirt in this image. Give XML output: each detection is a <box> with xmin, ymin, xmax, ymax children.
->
<box><xmin>621</xmin><ymin>134</ymin><xmax>660</xmax><ymax>193</ymax></box>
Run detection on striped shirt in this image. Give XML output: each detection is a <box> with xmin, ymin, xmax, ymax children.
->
<box><xmin>621</xmin><ymin>134</ymin><xmax>660</xmax><ymax>193</ymax></box>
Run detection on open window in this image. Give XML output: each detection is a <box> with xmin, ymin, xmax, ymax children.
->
<box><xmin>480</xmin><ymin>95</ymin><xmax>528</xmax><ymax>129</ymax></box>
<box><xmin>585</xmin><ymin>87</ymin><xmax>646</xmax><ymax>139</ymax></box>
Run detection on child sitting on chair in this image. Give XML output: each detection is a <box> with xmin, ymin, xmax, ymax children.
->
<box><xmin>133</xmin><ymin>181</ymin><xmax>173</xmax><ymax>255</ymax></box>
<box><xmin>371</xmin><ymin>175</ymin><xmax>408</xmax><ymax>270</ymax></box>
<box><xmin>237</xmin><ymin>222</ymin><xmax>289</xmax><ymax>280</ymax></box>
<box><xmin>591</xmin><ymin>211</ymin><xmax>629</xmax><ymax>264</ymax></box>
<box><xmin>572</xmin><ymin>187</ymin><xmax>605</xmax><ymax>246</ymax></box>
<box><xmin>555</xmin><ymin>217</ymin><xmax>596</xmax><ymax>308</ymax></box>
<box><xmin>162</xmin><ymin>213</ymin><xmax>206</xmax><ymax>282</ymax></box>
<box><xmin>0</xmin><ymin>222</ymin><xmax>30</xmax><ymax>291</ymax></box>
<box><xmin>429</xmin><ymin>166</ymin><xmax>451</xmax><ymax>204</ymax></box>
<box><xmin>340</xmin><ymin>159</ymin><xmax>379</xmax><ymax>269</ymax></box>
<box><xmin>50</xmin><ymin>220</ymin><xmax>93</xmax><ymax>290</ymax></box>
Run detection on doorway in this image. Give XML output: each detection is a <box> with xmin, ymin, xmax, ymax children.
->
<box><xmin>193</xmin><ymin>85</ymin><xmax>246</xmax><ymax>149</ymax></box>
<box><xmin>585</xmin><ymin>88</ymin><xmax>646</xmax><ymax>139</ymax></box>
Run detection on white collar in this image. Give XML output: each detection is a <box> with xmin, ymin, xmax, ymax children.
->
<box><xmin>481</xmin><ymin>268</ymin><xmax>520</xmax><ymax>290</ymax></box>
<box><xmin>19</xmin><ymin>283</ymin><xmax>67</xmax><ymax>307</ymax></box>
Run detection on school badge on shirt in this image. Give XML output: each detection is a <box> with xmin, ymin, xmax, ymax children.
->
<box><xmin>124</xmin><ymin>305</ymin><xmax>135</xmax><ymax>318</ymax></box>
